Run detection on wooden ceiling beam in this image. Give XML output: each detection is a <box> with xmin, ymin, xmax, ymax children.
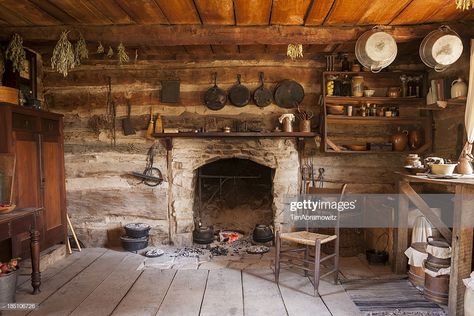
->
<box><xmin>0</xmin><ymin>23</ymin><xmax>472</xmax><ymax>46</ymax></box>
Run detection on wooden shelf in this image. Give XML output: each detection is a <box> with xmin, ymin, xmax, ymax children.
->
<box><xmin>325</xmin><ymin>96</ymin><xmax>424</xmax><ymax>105</ymax></box>
<box><xmin>326</xmin><ymin>115</ymin><xmax>430</xmax><ymax>125</ymax></box>
<box><xmin>153</xmin><ymin>132</ymin><xmax>319</xmax><ymax>138</ymax></box>
<box><xmin>153</xmin><ymin>131</ymin><xmax>319</xmax><ymax>150</ymax></box>
<box><xmin>323</xmin><ymin>71</ymin><xmax>424</xmax><ymax>76</ymax></box>
<box><xmin>418</xmin><ymin>98</ymin><xmax>467</xmax><ymax>111</ymax></box>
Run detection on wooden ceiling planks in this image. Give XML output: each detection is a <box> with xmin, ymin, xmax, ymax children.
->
<box><xmin>0</xmin><ymin>0</ymin><xmax>60</xmax><ymax>25</ymax></box>
<box><xmin>85</xmin><ymin>0</ymin><xmax>132</xmax><ymax>24</ymax></box>
<box><xmin>305</xmin><ymin>0</ymin><xmax>335</xmax><ymax>25</ymax></box>
<box><xmin>155</xmin><ymin>0</ymin><xmax>201</xmax><ymax>24</ymax></box>
<box><xmin>28</xmin><ymin>0</ymin><xmax>78</xmax><ymax>24</ymax></box>
<box><xmin>324</xmin><ymin>0</ymin><xmax>373</xmax><ymax>25</ymax></box>
<box><xmin>270</xmin><ymin>0</ymin><xmax>312</xmax><ymax>25</ymax></box>
<box><xmin>48</xmin><ymin>0</ymin><xmax>112</xmax><ymax>25</ymax></box>
<box><xmin>193</xmin><ymin>0</ymin><xmax>235</xmax><ymax>25</ymax></box>
<box><xmin>391</xmin><ymin>0</ymin><xmax>452</xmax><ymax>25</ymax></box>
<box><xmin>115</xmin><ymin>0</ymin><xmax>168</xmax><ymax>24</ymax></box>
<box><xmin>356</xmin><ymin>0</ymin><xmax>413</xmax><ymax>25</ymax></box>
<box><xmin>0</xmin><ymin>4</ymin><xmax>32</xmax><ymax>26</ymax></box>
<box><xmin>234</xmin><ymin>0</ymin><xmax>272</xmax><ymax>25</ymax></box>
<box><xmin>422</xmin><ymin>0</ymin><xmax>471</xmax><ymax>23</ymax></box>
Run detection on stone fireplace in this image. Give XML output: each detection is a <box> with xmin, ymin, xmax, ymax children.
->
<box><xmin>167</xmin><ymin>138</ymin><xmax>300</xmax><ymax>246</ymax></box>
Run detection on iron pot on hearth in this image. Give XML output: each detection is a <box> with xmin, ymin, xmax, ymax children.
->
<box><xmin>193</xmin><ymin>226</ymin><xmax>214</xmax><ymax>244</ymax></box>
<box><xmin>252</xmin><ymin>224</ymin><xmax>274</xmax><ymax>243</ymax></box>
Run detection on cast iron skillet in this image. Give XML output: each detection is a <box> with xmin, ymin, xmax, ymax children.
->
<box><xmin>204</xmin><ymin>72</ymin><xmax>227</xmax><ymax>111</ymax></box>
<box><xmin>274</xmin><ymin>79</ymin><xmax>305</xmax><ymax>108</ymax></box>
<box><xmin>253</xmin><ymin>72</ymin><xmax>272</xmax><ymax>107</ymax></box>
<box><xmin>228</xmin><ymin>74</ymin><xmax>250</xmax><ymax>107</ymax></box>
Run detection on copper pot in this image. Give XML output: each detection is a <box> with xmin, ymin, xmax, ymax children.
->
<box><xmin>408</xmin><ymin>129</ymin><xmax>423</xmax><ymax>150</ymax></box>
<box><xmin>392</xmin><ymin>127</ymin><xmax>408</xmax><ymax>151</ymax></box>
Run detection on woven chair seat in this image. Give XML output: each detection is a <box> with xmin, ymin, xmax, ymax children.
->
<box><xmin>280</xmin><ymin>231</ymin><xmax>337</xmax><ymax>246</ymax></box>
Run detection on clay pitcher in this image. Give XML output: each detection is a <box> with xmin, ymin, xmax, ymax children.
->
<box><xmin>408</xmin><ymin>129</ymin><xmax>423</xmax><ymax>150</ymax></box>
<box><xmin>392</xmin><ymin>127</ymin><xmax>408</xmax><ymax>151</ymax></box>
<box><xmin>457</xmin><ymin>157</ymin><xmax>473</xmax><ymax>175</ymax></box>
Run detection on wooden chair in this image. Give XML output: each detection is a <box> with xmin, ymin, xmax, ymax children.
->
<box><xmin>274</xmin><ymin>184</ymin><xmax>347</xmax><ymax>295</ymax></box>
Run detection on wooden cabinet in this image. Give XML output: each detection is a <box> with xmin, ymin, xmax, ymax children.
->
<box><xmin>0</xmin><ymin>105</ymin><xmax>66</xmax><ymax>251</ymax></box>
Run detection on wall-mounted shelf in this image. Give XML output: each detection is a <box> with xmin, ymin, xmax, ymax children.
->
<box><xmin>325</xmin><ymin>96</ymin><xmax>424</xmax><ymax>105</ymax></box>
<box><xmin>418</xmin><ymin>98</ymin><xmax>467</xmax><ymax>111</ymax></box>
<box><xmin>326</xmin><ymin>115</ymin><xmax>431</xmax><ymax>125</ymax></box>
<box><xmin>153</xmin><ymin>132</ymin><xmax>319</xmax><ymax>150</ymax></box>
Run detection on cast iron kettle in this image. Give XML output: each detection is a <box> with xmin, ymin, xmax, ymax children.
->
<box><xmin>228</xmin><ymin>74</ymin><xmax>250</xmax><ymax>107</ymax></box>
<box><xmin>253</xmin><ymin>72</ymin><xmax>273</xmax><ymax>107</ymax></box>
<box><xmin>252</xmin><ymin>224</ymin><xmax>274</xmax><ymax>243</ymax></box>
<box><xmin>193</xmin><ymin>225</ymin><xmax>214</xmax><ymax>244</ymax></box>
<box><xmin>204</xmin><ymin>72</ymin><xmax>227</xmax><ymax>111</ymax></box>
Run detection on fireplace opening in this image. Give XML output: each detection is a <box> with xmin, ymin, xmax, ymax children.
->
<box><xmin>193</xmin><ymin>158</ymin><xmax>274</xmax><ymax>235</ymax></box>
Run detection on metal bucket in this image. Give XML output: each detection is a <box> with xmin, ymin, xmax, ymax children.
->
<box><xmin>424</xmin><ymin>273</ymin><xmax>449</xmax><ymax>305</ymax></box>
<box><xmin>0</xmin><ymin>270</ymin><xmax>18</xmax><ymax>303</ymax></box>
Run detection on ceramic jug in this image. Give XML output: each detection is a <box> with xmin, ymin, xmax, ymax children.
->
<box><xmin>457</xmin><ymin>157</ymin><xmax>473</xmax><ymax>175</ymax></box>
<box><xmin>451</xmin><ymin>78</ymin><xmax>468</xmax><ymax>99</ymax></box>
<box><xmin>408</xmin><ymin>129</ymin><xmax>423</xmax><ymax>150</ymax></box>
<box><xmin>392</xmin><ymin>127</ymin><xmax>408</xmax><ymax>151</ymax></box>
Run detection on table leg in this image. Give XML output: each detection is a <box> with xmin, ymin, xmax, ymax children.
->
<box><xmin>448</xmin><ymin>185</ymin><xmax>474</xmax><ymax>315</ymax></box>
<box><xmin>30</xmin><ymin>229</ymin><xmax>41</xmax><ymax>294</ymax></box>
<box><xmin>394</xmin><ymin>180</ymin><xmax>409</xmax><ymax>274</ymax></box>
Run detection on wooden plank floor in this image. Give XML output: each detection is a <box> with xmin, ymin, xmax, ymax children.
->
<box><xmin>4</xmin><ymin>248</ymin><xmax>362</xmax><ymax>316</ymax></box>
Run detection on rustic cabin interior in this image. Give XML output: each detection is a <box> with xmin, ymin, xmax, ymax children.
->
<box><xmin>1</xmin><ymin>1</ymin><xmax>474</xmax><ymax>315</ymax></box>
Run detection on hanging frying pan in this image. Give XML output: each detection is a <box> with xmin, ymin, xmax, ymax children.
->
<box><xmin>274</xmin><ymin>79</ymin><xmax>304</xmax><ymax>108</ymax></box>
<box><xmin>253</xmin><ymin>72</ymin><xmax>272</xmax><ymax>107</ymax></box>
<box><xmin>204</xmin><ymin>72</ymin><xmax>227</xmax><ymax>111</ymax></box>
<box><xmin>228</xmin><ymin>74</ymin><xmax>250</xmax><ymax>107</ymax></box>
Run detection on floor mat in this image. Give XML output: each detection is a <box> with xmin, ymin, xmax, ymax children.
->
<box><xmin>342</xmin><ymin>279</ymin><xmax>446</xmax><ymax>316</ymax></box>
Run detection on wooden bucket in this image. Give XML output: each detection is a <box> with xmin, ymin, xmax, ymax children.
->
<box><xmin>408</xmin><ymin>265</ymin><xmax>425</xmax><ymax>288</ymax></box>
<box><xmin>424</xmin><ymin>273</ymin><xmax>449</xmax><ymax>305</ymax></box>
<box><xmin>0</xmin><ymin>86</ymin><xmax>19</xmax><ymax>105</ymax></box>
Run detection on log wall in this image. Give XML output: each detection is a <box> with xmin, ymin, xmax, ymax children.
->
<box><xmin>42</xmin><ymin>55</ymin><xmax>429</xmax><ymax>251</ymax></box>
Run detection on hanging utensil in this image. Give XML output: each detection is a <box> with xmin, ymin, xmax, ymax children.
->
<box><xmin>228</xmin><ymin>74</ymin><xmax>250</xmax><ymax>107</ymax></box>
<box><xmin>274</xmin><ymin>79</ymin><xmax>305</xmax><ymax>108</ymax></box>
<box><xmin>204</xmin><ymin>72</ymin><xmax>227</xmax><ymax>110</ymax></box>
<box><xmin>355</xmin><ymin>26</ymin><xmax>397</xmax><ymax>73</ymax></box>
<box><xmin>253</xmin><ymin>72</ymin><xmax>273</xmax><ymax>107</ymax></box>
<box><xmin>419</xmin><ymin>25</ymin><xmax>463</xmax><ymax>72</ymax></box>
<box><xmin>122</xmin><ymin>99</ymin><xmax>135</xmax><ymax>135</ymax></box>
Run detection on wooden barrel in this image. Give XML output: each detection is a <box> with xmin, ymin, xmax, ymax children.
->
<box><xmin>408</xmin><ymin>265</ymin><xmax>425</xmax><ymax>288</ymax></box>
<box><xmin>0</xmin><ymin>86</ymin><xmax>19</xmax><ymax>105</ymax></box>
<box><xmin>424</xmin><ymin>273</ymin><xmax>449</xmax><ymax>305</ymax></box>
<box><xmin>408</xmin><ymin>242</ymin><xmax>426</xmax><ymax>288</ymax></box>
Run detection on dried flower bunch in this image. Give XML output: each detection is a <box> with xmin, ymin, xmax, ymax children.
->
<box><xmin>287</xmin><ymin>44</ymin><xmax>303</xmax><ymax>60</ymax></box>
<box><xmin>0</xmin><ymin>257</ymin><xmax>20</xmax><ymax>276</ymax></box>
<box><xmin>74</xmin><ymin>34</ymin><xmax>88</xmax><ymax>65</ymax></box>
<box><xmin>117</xmin><ymin>42</ymin><xmax>129</xmax><ymax>65</ymax></box>
<box><xmin>97</xmin><ymin>41</ymin><xmax>104</xmax><ymax>54</ymax></box>
<box><xmin>456</xmin><ymin>0</ymin><xmax>474</xmax><ymax>10</ymax></box>
<box><xmin>107</xmin><ymin>46</ymin><xmax>114</xmax><ymax>58</ymax></box>
<box><xmin>6</xmin><ymin>33</ymin><xmax>26</xmax><ymax>73</ymax></box>
<box><xmin>51</xmin><ymin>31</ymin><xmax>76</xmax><ymax>77</ymax></box>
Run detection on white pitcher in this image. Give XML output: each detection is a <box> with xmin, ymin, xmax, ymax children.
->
<box><xmin>451</xmin><ymin>78</ymin><xmax>468</xmax><ymax>99</ymax></box>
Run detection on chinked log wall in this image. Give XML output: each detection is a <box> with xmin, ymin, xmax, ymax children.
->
<box><xmin>42</xmin><ymin>56</ymin><xmax>422</xmax><ymax>247</ymax></box>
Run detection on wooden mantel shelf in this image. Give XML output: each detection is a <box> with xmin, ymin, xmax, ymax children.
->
<box><xmin>153</xmin><ymin>132</ymin><xmax>319</xmax><ymax>150</ymax></box>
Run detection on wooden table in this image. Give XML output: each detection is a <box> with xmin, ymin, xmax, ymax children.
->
<box><xmin>0</xmin><ymin>208</ymin><xmax>42</xmax><ymax>294</ymax></box>
<box><xmin>395</xmin><ymin>173</ymin><xmax>474</xmax><ymax>315</ymax></box>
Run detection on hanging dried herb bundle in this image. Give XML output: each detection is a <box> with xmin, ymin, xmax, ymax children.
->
<box><xmin>97</xmin><ymin>41</ymin><xmax>104</xmax><ymax>54</ymax></box>
<box><xmin>51</xmin><ymin>31</ymin><xmax>76</xmax><ymax>77</ymax></box>
<box><xmin>6</xmin><ymin>33</ymin><xmax>26</xmax><ymax>73</ymax></box>
<box><xmin>456</xmin><ymin>0</ymin><xmax>474</xmax><ymax>10</ymax></box>
<box><xmin>74</xmin><ymin>34</ymin><xmax>88</xmax><ymax>65</ymax></box>
<box><xmin>107</xmin><ymin>46</ymin><xmax>114</xmax><ymax>58</ymax></box>
<box><xmin>117</xmin><ymin>42</ymin><xmax>129</xmax><ymax>65</ymax></box>
<box><xmin>0</xmin><ymin>48</ymin><xmax>5</xmax><ymax>85</ymax></box>
<box><xmin>287</xmin><ymin>44</ymin><xmax>303</xmax><ymax>60</ymax></box>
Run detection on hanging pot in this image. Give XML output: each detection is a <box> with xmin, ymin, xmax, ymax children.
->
<box><xmin>253</xmin><ymin>72</ymin><xmax>273</xmax><ymax>107</ymax></box>
<box><xmin>228</xmin><ymin>74</ymin><xmax>250</xmax><ymax>107</ymax></box>
<box><xmin>204</xmin><ymin>72</ymin><xmax>227</xmax><ymax>111</ymax></box>
<box><xmin>274</xmin><ymin>80</ymin><xmax>305</xmax><ymax>108</ymax></box>
<box><xmin>355</xmin><ymin>26</ymin><xmax>397</xmax><ymax>73</ymax></box>
<box><xmin>419</xmin><ymin>25</ymin><xmax>463</xmax><ymax>72</ymax></box>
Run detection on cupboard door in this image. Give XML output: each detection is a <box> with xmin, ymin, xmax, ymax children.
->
<box><xmin>41</xmin><ymin>136</ymin><xmax>66</xmax><ymax>248</ymax></box>
<box><xmin>13</xmin><ymin>132</ymin><xmax>41</xmax><ymax>208</ymax></box>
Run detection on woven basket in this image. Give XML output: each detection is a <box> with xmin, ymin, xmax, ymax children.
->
<box><xmin>0</xmin><ymin>86</ymin><xmax>19</xmax><ymax>105</ymax></box>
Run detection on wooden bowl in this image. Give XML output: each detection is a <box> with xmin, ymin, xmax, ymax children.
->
<box><xmin>404</xmin><ymin>166</ymin><xmax>428</xmax><ymax>175</ymax></box>
<box><xmin>346</xmin><ymin>144</ymin><xmax>367</xmax><ymax>151</ymax></box>
<box><xmin>327</xmin><ymin>105</ymin><xmax>345</xmax><ymax>115</ymax></box>
<box><xmin>0</xmin><ymin>204</ymin><xmax>16</xmax><ymax>214</ymax></box>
